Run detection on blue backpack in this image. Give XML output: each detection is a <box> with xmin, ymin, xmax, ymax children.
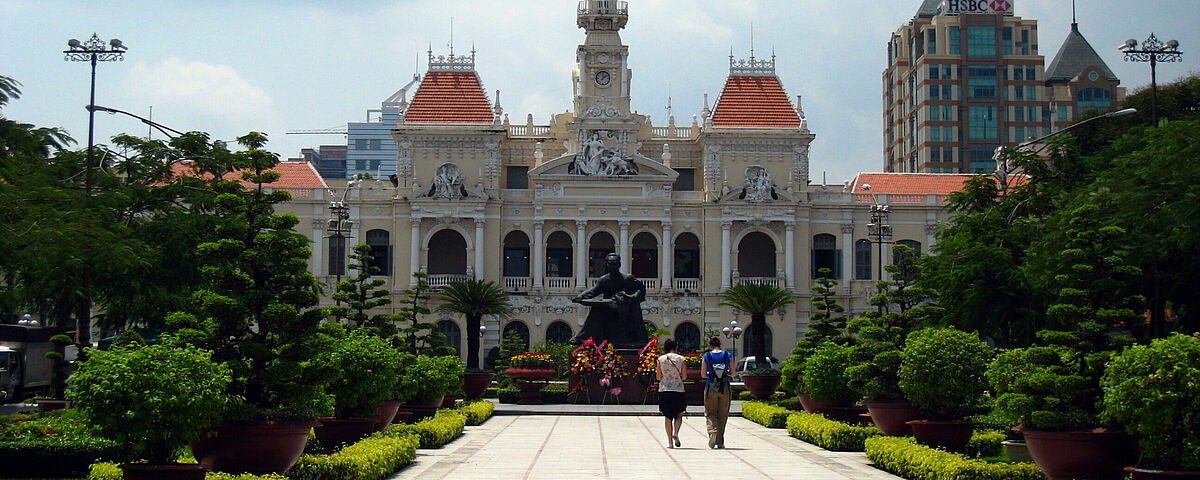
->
<box><xmin>705</xmin><ymin>351</ymin><xmax>731</xmax><ymax>393</ymax></box>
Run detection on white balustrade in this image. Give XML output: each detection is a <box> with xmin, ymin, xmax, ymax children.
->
<box><xmin>674</xmin><ymin>278</ymin><xmax>700</xmax><ymax>291</ymax></box>
<box><xmin>639</xmin><ymin>278</ymin><xmax>658</xmax><ymax>289</ymax></box>
<box><xmin>546</xmin><ymin>277</ymin><xmax>575</xmax><ymax>289</ymax></box>
<box><xmin>504</xmin><ymin>276</ymin><xmax>530</xmax><ymax>290</ymax></box>
<box><xmin>427</xmin><ymin>274</ymin><xmax>469</xmax><ymax>288</ymax></box>
<box><xmin>737</xmin><ymin>277</ymin><xmax>781</xmax><ymax>288</ymax></box>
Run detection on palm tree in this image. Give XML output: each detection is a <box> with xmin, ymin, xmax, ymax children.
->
<box><xmin>435</xmin><ymin>279</ymin><xmax>512</xmax><ymax>369</ymax></box>
<box><xmin>720</xmin><ymin>282</ymin><xmax>795</xmax><ymax>365</ymax></box>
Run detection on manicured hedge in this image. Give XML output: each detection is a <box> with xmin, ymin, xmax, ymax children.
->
<box><xmin>497</xmin><ymin>387</ymin><xmax>520</xmax><ymax>404</ymax></box>
<box><xmin>965</xmin><ymin>429</ymin><xmax>1005</xmax><ymax>458</ymax></box>
<box><xmin>742</xmin><ymin>401</ymin><xmax>793</xmax><ymax>428</ymax></box>
<box><xmin>456</xmin><ymin>400</ymin><xmax>495</xmax><ymax>426</ymax></box>
<box><xmin>384</xmin><ymin>410</ymin><xmax>467</xmax><ymax>449</ymax></box>
<box><xmin>88</xmin><ymin>433</ymin><xmax>420</xmax><ymax>480</ymax></box>
<box><xmin>785</xmin><ymin>412</ymin><xmax>881</xmax><ymax>451</ymax></box>
<box><xmin>865</xmin><ymin>436</ymin><xmax>1045</xmax><ymax>480</ymax></box>
<box><xmin>2</xmin><ymin>438</ymin><xmax>124</xmax><ymax>478</ymax></box>
<box><xmin>287</xmin><ymin>432</ymin><xmax>419</xmax><ymax>480</ymax></box>
<box><xmin>737</xmin><ymin>390</ymin><xmax>790</xmax><ymax>401</ymax></box>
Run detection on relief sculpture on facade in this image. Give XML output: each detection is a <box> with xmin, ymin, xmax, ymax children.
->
<box><xmin>426</xmin><ymin>162</ymin><xmax>466</xmax><ymax>199</ymax></box>
<box><xmin>740</xmin><ymin>165</ymin><xmax>777</xmax><ymax>202</ymax></box>
<box><xmin>569</xmin><ymin>131</ymin><xmax>638</xmax><ymax>176</ymax></box>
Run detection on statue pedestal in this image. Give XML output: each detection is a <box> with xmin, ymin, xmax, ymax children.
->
<box><xmin>569</xmin><ymin>350</ymin><xmax>648</xmax><ymax>404</ymax></box>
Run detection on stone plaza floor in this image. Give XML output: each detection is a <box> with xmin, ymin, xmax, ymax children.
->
<box><xmin>386</xmin><ymin>401</ymin><xmax>902</xmax><ymax>480</ymax></box>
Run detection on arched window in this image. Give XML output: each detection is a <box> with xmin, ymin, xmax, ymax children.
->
<box><xmin>631</xmin><ymin>232</ymin><xmax>658</xmax><ymax>279</ymax></box>
<box><xmin>1077</xmin><ymin>87</ymin><xmax>1112</xmax><ymax>110</ymax></box>
<box><xmin>737</xmin><ymin>232</ymin><xmax>776</xmax><ymax>278</ymax></box>
<box><xmin>428</xmin><ymin>229</ymin><xmax>467</xmax><ymax>275</ymax></box>
<box><xmin>674</xmin><ymin>322</ymin><xmax>701</xmax><ymax>354</ymax></box>
<box><xmin>673</xmin><ymin>232</ymin><xmax>700</xmax><ymax>279</ymax></box>
<box><xmin>855</xmin><ymin>239</ymin><xmax>873</xmax><ymax>280</ymax></box>
<box><xmin>502</xmin><ymin>321</ymin><xmax>530</xmax><ymax>351</ymax></box>
<box><xmin>546</xmin><ymin>321</ymin><xmax>573</xmax><ymax>344</ymax></box>
<box><xmin>895</xmin><ymin>240</ymin><xmax>922</xmax><ymax>279</ymax></box>
<box><xmin>741</xmin><ymin>323</ymin><xmax>774</xmax><ymax>361</ymax></box>
<box><xmin>545</xmin><ymin>231</ymin><xmax>573</xmax><ymax>278</ymax></box>
<box><xmin>588</xmin><ymin>231</ymin><xmax>616</xmax><ymax>277</ymax></box>
<box><xmin>365</xmin><ymin>229</ymin><xmax>391</xmax><ymax>276</ymax></box>
<box><xmin>503</xmin><ymin>231</ymin><xmax>530</xmax><ymax>277</ymax></box>
<box><xmin>437</xmin><ymin>320</ymin><xmax>461</xmax><ymax>354</ymax></box>
<box><xmin>812</xmin><ymin>233</ymin><xmax>841</xmax><ymax>279</ymax></box>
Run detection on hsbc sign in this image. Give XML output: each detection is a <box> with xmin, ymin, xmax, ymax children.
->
<box><xmin>941</xmin><ymin>0</ymin><xmax>1014</xmax><ymax>14</ymax></box>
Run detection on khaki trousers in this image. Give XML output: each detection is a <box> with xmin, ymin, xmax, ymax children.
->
<box><xmin>703</xmin><ymin>386</ymin><xmax>732</xmax><ymax>447</ymax></box>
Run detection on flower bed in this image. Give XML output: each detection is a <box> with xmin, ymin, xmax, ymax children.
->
<box><xmin>1</xmin><ymin>411</ymin><xmax>122</xmax><ymax>478</ymax></box>
<box><xmin>785</xmin><ymin>412</ymin><xmax>881</xmax><ymax>451</ymax></box>
<box><xmin>865</xmin><ymin>436</ymin><xmax>1044</xmax><ymax>480</ymax></box>
<box><xmin>742</xmin><ymin>401</ymin><xmax>794</xmax><ymax>428</ymax></box>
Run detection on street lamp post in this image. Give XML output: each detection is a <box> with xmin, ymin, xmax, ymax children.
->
<box><xmin>721</xmin><ymin>319</ymin><xmax>743</xmax><ymax>359</ymax></box>
<box><xmin>1120</xmin><ymin>34</ymin><xmax>1183</xmax><ymax>126</ymax></box>
<box><xmin>863</xmin><ymin>184</ymin><xmax>892</xmax><ymax>313</ymax></box>
<box><xmin>64</xmin><ymin>34</ymin><xmax>127</xmax><ymax>193</ymax></box>
<box><xmin>992</xmin><ymin>108</ymin><xmax>1138</xmax><ymax>191</ymax></box>
<box><xmin>325</xmin><ymin>182</ymin><xmax>357</xmax><ymax>290</ymax></box>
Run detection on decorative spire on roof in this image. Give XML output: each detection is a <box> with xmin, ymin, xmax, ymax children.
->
<box><xmin>729</xmin><ymin>52</ymin><xmax>776</xmax><ymax>77</ymax></box>
<box><xmin>428</xmin><ymin>48</ymin><xmax>475</xmax><ymax>72</ymax></box>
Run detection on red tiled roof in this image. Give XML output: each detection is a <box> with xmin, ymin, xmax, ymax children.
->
<box><xmin>167</xmin><ymin>161</ymin><xmax>328</xmax><ymax>190</ymax></box>
<box><xmin>711</xmin><ymin>75</ymin><xmax>801</xmax><ymax>128</ymax></box>
<box><xmin>405</xmin><ymin>71</ymin><xmax>494</xmax><ymax>124</ymax></box>
<box><xmin>847</xmin><ymin>172</ymin><xmax>1028</xmax><ymax>196</ymax></box>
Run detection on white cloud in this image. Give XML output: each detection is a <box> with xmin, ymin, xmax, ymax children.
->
<box><xmin>123</xmin><ymin>58</ymin><xmax>272</xmax><ymax>119</ymax></box>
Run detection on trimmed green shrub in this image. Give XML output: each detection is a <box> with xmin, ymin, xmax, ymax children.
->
<box><xmin>737</xmin><ymin>390</ymin><xmax>789</xmax><ymax>401</ymax></box>
<box><xmin>313</xmin><ymin>328</ymin><xmax>405</xmax><ymax>418</ymax></box>
<box><xmin>287</xmin><ymin>432</ymin><xmax>419</xmax><ymax>480</ymax></box>
<box><xmin>456</xmin><ymin>400</ymin><xmax>495</xmax><ymax>426</ymax></box>
<box><xmin>3</xmin><ymin>437</ymin><xmax>123</xmax><ymax>478</ymax></box>
<box><xmin>497</xmin><ymin>387</ymin><xmax>520</xmax><ymax>404</ymax></box>
<box><xmin>483</xmin><ymin>386</ymin><xmax>499</xmax><ymax>399</ymax></box>
<box><xmin>803</xmin><ymin>342</ymin><xmax>857</xmax><ymax>403</ymax></box>
<box><xmin>540</xmin><ymin>383</ymin><xmax>570</xmax><ymax>403</ymax></box>
<box><xmin>88</xmin><ymin>462</ymin><xmax>289</xmax><ymax>480</ymax></box>
<box><xmin>785</xmin><ymin>412</ymin><xmax>880</xmax><ymax>451</ymax></box>
<box><xmin>397</xmin><ymin>355</ymin><xmax>465</xmax><ymax>406</ymax></box>
<box><xmin>383</xmin><ymin>410</ymin><xmax>466</xmax><ymax>449</ymax></box>
<box><xmin>899</xmin><ymin>327</ymin><xmax>993</xmax><ymax>420</ymax></box>
<box><xmin>865</xmin><ymin>436</ymin><xmax>1045</xmax><ymax>480</ymax></box>
<box><xmin>742</xmin><ymin>401</ymin><xmax>792</xmax><ymax>428</ymax></box>
<box><xmin>965</xmin><ymin>430</ymin><xmax>1006</xmax><ymax>458</ymax></box>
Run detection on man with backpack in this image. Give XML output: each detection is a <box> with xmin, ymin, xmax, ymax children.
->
<box><xmin>701</xmin><ymin>336</ymin><xmax>737</xmax><ymax>449</ymax></box>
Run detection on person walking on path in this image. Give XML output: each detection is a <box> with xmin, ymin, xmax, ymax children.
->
<box><xmin>656</xmin><ymin>338</ymin><xmax>687</xmax><ymax>448</ymax></box>
<box><xmin>701</xmin><ymin>336</ymin><xmax>736</xmax><ymax>449</ymax></box>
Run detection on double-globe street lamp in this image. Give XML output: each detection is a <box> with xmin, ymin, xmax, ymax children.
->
<box><xmin>862</xmin><ymin>184</ymin><xmax>892</xmax><ymax>314</ymax></box>
<box><xmin>992</xmin><ymin>107</ymin><xmax>1139</xmax><ymax>192</ymax></box>
<box><xmin>64</xmin><ymin>34</ymin><xmax>127</xmax><ymax>193</ymax></box>
<box><xmin>1120</xmin><ymin>33</ymin><xmax>1183</xmax><ymax>126</ymax></box>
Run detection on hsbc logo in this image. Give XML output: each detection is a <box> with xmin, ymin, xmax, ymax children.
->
<box><xmin>941</xmin><ymin>0</ymin><xmax>1014</xmax><ymax>14</ymax></box>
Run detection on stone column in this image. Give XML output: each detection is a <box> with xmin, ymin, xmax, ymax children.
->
<box><xmin>575</xmin><ymin>219</ymin><xmax>587</xmax><ymax>288</ymax></box>
<box><xmin>842</xmin><ymin>223</ymin><xmax>855</xmax><ymax>284</ymax></box>
<box><xmin>409</xmin><ymin>217</ymin><xmax>421</xmax><ymax>286</ymax></box>
<box><xmin>474</xmin><ymin>218</ymin><xmax>485</xmax><ymax>280</ymax></box>
<box><xmin>619</xmin><ymin>220</ymin><xmax>631</xmax><ymax>275</ymax></box>
<box><xmin>721</xmin><ymin>220</ymin><xmax>732</xmax><ymax>289</ymax></box>
<box><xmin>661</xmin><ymin>221</ymin><xmax>673</xmax><ymax>290</ymax></box>
<box><xmin>533</xmin><ymin>220</ymin><xmax>544</xmax><ymax>288</ymax></box>
<box><xmin>926</xmin><ymin>223</ymin><xmax>938</xmax><ymax>251</ymax></box>
<box><xmin>785</xmin><ymin>221</ymin><xmax>796</xmax><ymax>290</ymax></box>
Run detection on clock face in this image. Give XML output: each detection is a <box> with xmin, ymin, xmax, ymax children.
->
<box><xmin>595</xmin><ymin>70</ymin><xmax>611</xmax><ymax>86</ymax></box>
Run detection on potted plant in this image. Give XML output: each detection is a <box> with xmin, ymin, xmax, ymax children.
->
<box><xmin>35</xmin><ymin>334</ymin><xmax>75</xmax><ymax>411</ymax></box>
<box><xmin>785</xmin><ymin>272</ymin><xmax>851</xmax><ymax>412</ymax></box>
<box><xmin>1101</xmin><ymin>333</ymin><xmax>1200</xmax><ymax>478</ymax></box>
<box><xmin>506</xmin><ymin>352</ymin><xmax>556</xmax><ymax>404</ymax></box>
<box><xmin>990</xmin><ymin>323</ymin><xmax>1136</xmax><ymax>480</ymax></box>
<box><xmin>435</xmin><ymin>279</ymin><xmax>512</xmax><ymax>399</ymax></box>
<box><xmin>397</xmin><ymin>354</ymin><xmax>464</xmax><ymax>419</ymax></box>
<box><xmin>899</xmin><ymin>327</ymin><xmax>993</xmax><ymax>451</ymax></box>
<box><xmin>67</xmin><ymin>342</ymin><xmax>230</xmax><ymax>480</ymax></box>
<box><xmin>800</xmin><ymin>342</ymin><xmax>860</xmax><ymax>422</ymax></box>
<box><xmin>311</xmin><ymin>327</ymin><xmax>404</xmax><ymax>451</ymax></box>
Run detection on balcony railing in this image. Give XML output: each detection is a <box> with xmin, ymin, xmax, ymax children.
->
<box><xmin>427</xmin><ymin>274</ymin><xmax>469</xmax><ymax>288</ymax></box>
<box><xmin>639</xmin><ymin>278</ymin><xmax>658</xmax><ymax>289</ymax></box>
<box><xmin>674</xmin><ymin>278</ymin><xmax>700</xmax><ymax>291</ymax></box>
<box><xmin>504</xmin><ymin>276</ymin><xmax>530</xmax><ymax>291</ymax></box>
<box><xmin>736</xmin><ymin>277</ymin><xmax>782</xmax><ymax>288</ymax></box>
<box><xmin>546</xmin><ymin>277</ymin><xmax>575</xmax><ymax>289</ymax></box>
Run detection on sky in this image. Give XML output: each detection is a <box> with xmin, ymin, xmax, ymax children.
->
<box><xmin>2</xmin><ymin>0</ymin><xmax>1197</xmax><ymax>184</ymax></box>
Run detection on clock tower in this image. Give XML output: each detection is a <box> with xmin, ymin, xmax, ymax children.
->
<box><xmin>573</xmin><ymin>0</ymin><xmax>632</xmax><ymax>120</ymax></box>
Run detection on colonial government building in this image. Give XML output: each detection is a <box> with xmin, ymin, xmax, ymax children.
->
<box><xmin>274</xmin><ymin>1</ymin><xmax>970</xmax><ymax>361</ymax></box>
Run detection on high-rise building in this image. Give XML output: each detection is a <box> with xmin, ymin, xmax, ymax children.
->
<box><xmin>883</xmin><ymin>0</ymin><xmax>1050</xmax><ymax>174</ymax></box>
<box><xmin>1044</xmin><ymin>21</ymin><xmax>1125</xmax><ymax>128</ymax></box>
<box><xmin>291</xmin><ymin>144</ymin><xmax>347</xmax><ymax>179</ymax></box>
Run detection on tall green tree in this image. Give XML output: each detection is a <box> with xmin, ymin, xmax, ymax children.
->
<box><xmin>393</xmin><ymin>272</ymin><xmax>446</xmax><ymax>356</ymax></box>
<box><xmin>330</xmin><ymin>244</ymin><xmax>393</xmax><ymax>331</ymax></box>
<box><xmin>435</xmin><ymin>279</ymin><xmax>512</xmax><ymax>369</ymax></box>
<box><xmin>720</xmin><ymin>282</ymin><xmax>794</xmax><ymax>363</ymax></box>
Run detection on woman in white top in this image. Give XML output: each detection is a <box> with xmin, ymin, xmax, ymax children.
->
<box><xmin>656</xmin><ymin>338</ymin><xmax>687</xmax><ymax>448</ymax></box>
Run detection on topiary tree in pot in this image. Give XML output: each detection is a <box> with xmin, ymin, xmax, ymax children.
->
<box><xmin>800</xmin><ymin>342</ymin><xmax>858</xmax><ymax>420</ymax></box>
<box><xmin>310</xmin><ymin>326</ymin><xmax>405</xmax><ymax>450</ymax></box>
<box><xmin>67</xmin><ymin>341</ymin><xmax>230</xmax><ymax>479</ymax></box>
<box><xmin>899</xmin><ymin>327</ymin><xmax>993</xmax><ymax>451</ymax></box>
<box><xmin>396</xmin><ymin>354</ymin><xmax>464</xmax><ymax>420</ymax></box>
<box><xmin>782</xmin><ymin>269</ymin><xmax>849</xmax><ymax>400</ymax></box>
<box><xmin>1101</xmin><ymin>333</ymin><xmax>1200</xmax><ymax>476</ymax></box>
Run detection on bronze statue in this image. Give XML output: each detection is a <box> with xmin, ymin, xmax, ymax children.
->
<box><xmin>570</xmin><ymin>253</ymin><xmax>649</xmax><ymax>349</ymax></box>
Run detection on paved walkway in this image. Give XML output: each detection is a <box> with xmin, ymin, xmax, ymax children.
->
<box><xmin>387</xmin><ymin>402</ymin><xmax>900</xmax><ymax>480</ymax></box>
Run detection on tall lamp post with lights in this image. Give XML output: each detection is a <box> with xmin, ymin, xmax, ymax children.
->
<box><xmin>326</xmin><ymin>181</ymin><xmax>357</xmax><ymax>303</ymax></box>
<box><xmin>1120</xmin><ymin>33</ymin><xmax>1183</xmax><ymax>125</ymax></box>
<box><xmin>64</xmin><ymin>34</ymin><xmax>126</xmax><ymax>193</ymax></box>
<box><xmin>722</xmin><ymin>319</ymin><xmax>743</xmax><ymax>359</ymax></box>
<box><xmin>863</xmin><ymin>184</ymin><xmax>892</xmax><ymax>313</ymax></box>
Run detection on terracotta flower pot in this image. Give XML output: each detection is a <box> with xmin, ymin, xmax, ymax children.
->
<box><xmin>369</xmin><ymin>401</ymin><xmax>402</xmax><ymax>431</ymax></box>
<box><xmin>392</xmin><ymin>410</ymin><xmax>414</xmax><ymax>425</ymax></box>
<box><xmin>907</xmin><ymin>420</ymin><xmax>975</xmax><ymax>452</ymax></box>
<box><xmin>190</xmin><ymin>420</ymin><xmax>315</xmax><ymax>475</ymax></box>
<box><xmin>1125</xmin><ymin>467</ymin><xmax>1200</xmax><ymax>480</ymax></box>
<box><xmin>741</xmin><ymin>374</ymin><xmax>781</xmax><ymax>400</ymax></box>
<box><xmin>1023</xmin><ymin>428</ymin><xmax>1137</xmax><ymax>480</ymax></box>
<box><xmin>504</xmin><ymin>367</ymin><xmax>556</xmax><ymax>380</ymax></box>
<box><xmin>462</xmin><ymin>371</ymin><xmax>495</xmax><ymax>399</ymax></box>
<box><xmin>685</xmin><ymin>367</ymin><xmax>703</xmax><ymax>381</ymax></box>
<box><xmin>440</xmin><ymin>396</ymin><xmax>458</xmax><ymax>409</ymax></box>
<box><xmin>119</xmin><ymin>463</ymin><xmax>207</xmax><ymax>480</ymax></box>
<box><xmin>864</xmin><ymin>399</ymin><xmax>922</xmax><ymax>436</ymax></box>
<box><xmin>797</xmin><ymin>393</ymin><xmax>839</xmax><ymax>414</ymax></box>
<box><xmin>314</xmin><ymin>417</ymin><xmax>377</xmax><ymax>453</ymax></box>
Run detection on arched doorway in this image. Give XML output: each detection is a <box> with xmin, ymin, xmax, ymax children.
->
<box><xmin>428</xmin><ymin>229</ymin><xmax>467</xmax><ymax>275</ymax></box>
<box><xmin>545</xmin><ymin>231</ymin><xmax>573</xmax><ymax>278</ymax></box>
<box><xmin>737</xmin><ymin>231</ymin><xmax>776</xmax><ymax>278</ymax></box>
<box><xmin>631</xmin><ymin>231</ymin><xmax>658</xmax><ymax>279</ymax></box>
<box><xmin>673</xmin><ymin>232</ymin><xmax>700</xmax><ymax>279</ymax></box>
<box><xmin>502</xmin><ymin>321</ymin><xmax>530</xmax><ymax>352</ymax></box>
<box><xmin>437</xmin><ymin>320</ymin><xmax>462</xmax><ymax>355</ymax></box>
<box><xmin>503</xmin><ymin>230</ymin><xmax>530</xmax><ymax>278</ymax></box>
<box><xmin>365</xmin><ymin>229</ymin><xmax>391</xmax><ymax>276</ymax></box>
<box><xmin>674</xmin><ymin>321</ymin><xmax>701</xmax><ymax>354</ymax></box>
<box><xmin>546</xmin><ymin>321</ymin><xmax>573</xmax><ymax>345</ymax></box>
<box><xmin>741</xmin><ymin>322</ymin><xmax>774</xmax><ymax>362</ymax></box>
<box><xmin>588</xmin><ymin>231</ymin><xmax>616</xmax><ymax>277</ymax></box>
